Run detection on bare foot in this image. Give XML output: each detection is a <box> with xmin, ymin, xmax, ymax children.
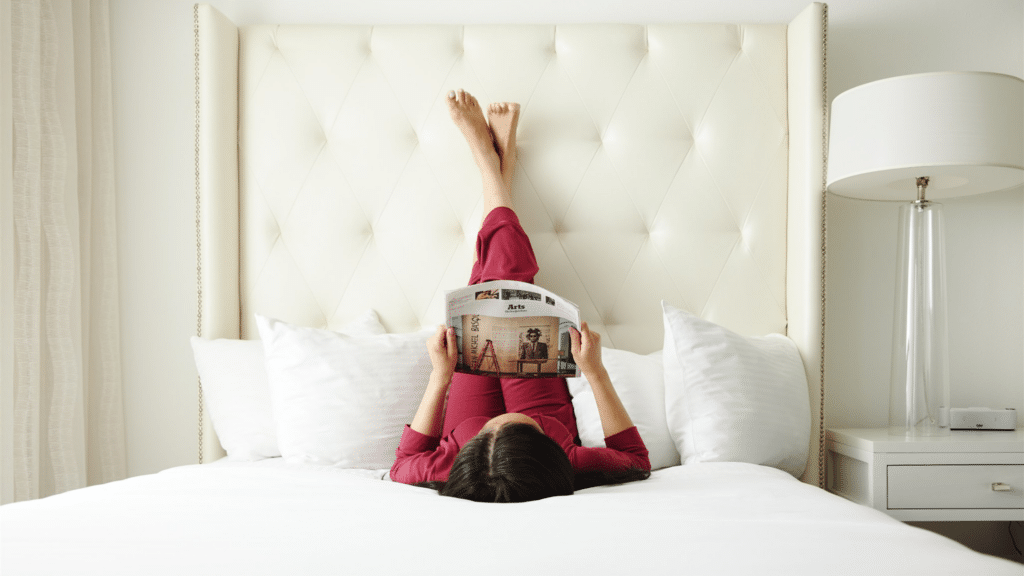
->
<box><xmin>447</xmin><ymin>89</ymin><xmax>500</xmax><ymax>176</ymax></box>
<box><xmin>487</xmin><ymin>102</ymin><xmax>520</xmax><ymax>190</ymax></box>
<box><xmin>447</xmin><ymin>89</ymin><xmax>514</xmax><ymax>232</ymax></box>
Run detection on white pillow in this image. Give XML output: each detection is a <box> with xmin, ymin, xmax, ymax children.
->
<box><xmin>190</xmin><ymin>309</ymin><xmax>385</xmax><ymax>461</ymax></box>
<box><xmin>256</xmin><ymin>314</ymin><xmax>432</xmax><ymax>469</ymax></box>
<box><xmin>569</xmin><ymin>348</ymin><xmax>680</xmax><ymax>470</ymax></box>
<box><xmin>662</xmin><ymin>301</ymin><xmax>810</xmax><ymax>477</ymax></box>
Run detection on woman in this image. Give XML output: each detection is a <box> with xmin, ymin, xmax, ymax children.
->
<box><xmin>389</xmin><ymin>90</ymin><xmax>650</xmax><ymax>502</ymax></box>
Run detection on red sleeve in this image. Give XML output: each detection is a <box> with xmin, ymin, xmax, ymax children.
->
<box><xmin>566</xmin><ymin>426</ymin><xmax>651</xmax><ymax>473</ymax></box>
<box><xmin>389</xmin><ymin>425</ymin><xmax>459</xmax><ymax>484</ymax></box>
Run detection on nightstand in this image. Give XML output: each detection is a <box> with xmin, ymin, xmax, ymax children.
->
<box><xmin>826</xmin><ymin>428</ymin><xmax>1024</xmax><ymax>521</ymax></box>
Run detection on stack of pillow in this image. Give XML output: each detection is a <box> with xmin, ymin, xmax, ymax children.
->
<box><xmin>191</xmin><ymin>302</ymin><xmax>811</xmax><ymax>477</ymax></box>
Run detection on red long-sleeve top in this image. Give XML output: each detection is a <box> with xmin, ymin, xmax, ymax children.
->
<box><xmin>389</xmin><ymin>372</ymin><xmax>650</xmax><ymax>484</ymax></box>
<box><xmin>390</xmin><ymin>419</ymin><xmax>650</xmax><ymax>484</ymax></box>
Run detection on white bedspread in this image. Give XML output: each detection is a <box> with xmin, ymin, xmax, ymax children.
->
<box><xmin>2</xmin><ymin>461</ymin><xmax>1018</xmax><ymax>575</ymax></box>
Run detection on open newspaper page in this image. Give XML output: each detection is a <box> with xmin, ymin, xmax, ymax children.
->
<box><xmin>446</xmin><ymin>280</ymin><xmax>581</xmax><ymax>378</ymax></box>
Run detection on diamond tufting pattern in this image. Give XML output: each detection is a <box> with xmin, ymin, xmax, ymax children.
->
<box><xmin>237</xmin><ymin>24</ymin><xmax>789</xmax><ymax>353</ymax></box>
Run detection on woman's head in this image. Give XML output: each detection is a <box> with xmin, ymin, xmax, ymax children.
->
<box><xmin>438</xmin><ymin>421</ymin><xmax>574</xmax><ymax>503</ymax></box>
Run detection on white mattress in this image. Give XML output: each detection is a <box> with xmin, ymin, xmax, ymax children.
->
<box><xmin>2</xmin><ymin>461</ymin><xmax>1018</xmax><ymax>575</ymax></box>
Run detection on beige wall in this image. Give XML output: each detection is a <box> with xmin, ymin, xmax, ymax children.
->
<box><xmin>109</xmin><ymin>0</ymin><xmax>1023</xmax><ymax>557</ymax></box>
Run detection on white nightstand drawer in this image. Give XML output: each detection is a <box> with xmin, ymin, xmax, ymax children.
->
<box><xmin>887</xmin><ymin>465</ymin><xmax>1024</xmax><ymax>509</ymax></box>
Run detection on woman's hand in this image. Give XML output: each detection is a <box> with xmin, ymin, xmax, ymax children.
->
<box><xmin>427</xmin><ymin>324</ymin><xmax>459</xmax><ymax>377</ymax></box>
<box><xmin>569</xmin><ymin>321</ymin><xmax>604</xmax><ymax>377</ymax></box>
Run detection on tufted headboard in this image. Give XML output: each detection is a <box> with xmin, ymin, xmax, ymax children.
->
<box><xmin>195</xmin><ymin>3</ymin><xmax>828</xmax><ymax>485</ymax></box>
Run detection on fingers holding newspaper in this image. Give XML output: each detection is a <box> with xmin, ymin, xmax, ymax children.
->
<box><xmin>428</xmin><ymin>325</ymin><xmax>459</xmax><ymax>377</ymax></box>
<box><xmin>569</xmin><ymin>321</ymin><xmax>602</xmax><ymax>376</ymax></box>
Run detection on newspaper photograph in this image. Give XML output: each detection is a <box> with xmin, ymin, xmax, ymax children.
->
<box><xmin>446</xmin><ymin>280</ymin><xmax>581</xmax><ymax>378</ymax></box>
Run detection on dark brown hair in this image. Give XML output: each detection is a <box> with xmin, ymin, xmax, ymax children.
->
<box><xmin>418</xmin><ymin>423</ymin><xmax>650</xmax><ymax>502</ymax></box>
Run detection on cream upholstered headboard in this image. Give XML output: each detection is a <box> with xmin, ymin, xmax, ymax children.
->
<box><xmin>195</xmin><ymin>3</ymin><xmax>828</xmax><ymax>485</ymax></box>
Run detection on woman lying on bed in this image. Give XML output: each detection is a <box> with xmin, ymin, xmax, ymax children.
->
<box><xmin>389</xmin><ymin>90</ymin><xmax>651</xmax><ymax>503</ymax></box>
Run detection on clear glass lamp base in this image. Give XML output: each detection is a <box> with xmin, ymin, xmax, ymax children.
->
<box><xmin>888</xmin><ymin>200</ymin><xmax>951</xmax><ymax>437</ymax></box>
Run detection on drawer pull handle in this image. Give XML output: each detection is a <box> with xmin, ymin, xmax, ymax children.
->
<box><xmin>992</xmin><ymin>483</ymin><xmax>1012</xmax><ymax>492</ymax></box>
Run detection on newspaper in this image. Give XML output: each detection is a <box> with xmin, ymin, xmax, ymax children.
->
<box><xmin>446</xmin><ymin>280</ymin><xmax>581</xmax><ymax>378</ymax></box>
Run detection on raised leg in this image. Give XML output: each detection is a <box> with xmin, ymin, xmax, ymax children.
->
<box><xmin>447</xmin><ymin>89</ymin><xmax>511</xmax><ymax>217</ymax></box>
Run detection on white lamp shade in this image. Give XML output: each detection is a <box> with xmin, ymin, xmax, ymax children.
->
<box><xmin>827</xmin><ymin>71</ymin><xmax>1024</xmax><ymax>200</ymax></box>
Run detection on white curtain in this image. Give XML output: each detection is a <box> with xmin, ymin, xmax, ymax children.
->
<box><xmin>1</xmin><ymin>0</ymin><xmax>125</xmax><ymax>503</ymax></box>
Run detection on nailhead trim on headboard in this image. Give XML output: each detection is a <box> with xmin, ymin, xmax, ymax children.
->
<box><xmin>816</xmin><ymin>2</ymin><xmax>829</xmax><ymax>489</ymax></box>
<box><xmin>193</xmin><ymin>3</ymin><xmax>204</xmax><ymax>465</ymax></box>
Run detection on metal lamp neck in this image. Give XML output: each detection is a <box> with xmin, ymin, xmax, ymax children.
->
<box><xmin>914</xmin><ymin>176</ymin><xmax>930</xmax><ymax>205</ymax></box>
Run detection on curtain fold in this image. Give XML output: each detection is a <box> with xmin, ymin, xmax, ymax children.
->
<box><xmin>4</xmin><ymin>0</ymin><xmax>125</xmax><ymax>503</ymax></box>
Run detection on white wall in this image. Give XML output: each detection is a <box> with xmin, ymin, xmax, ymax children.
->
<box><xmin>109</xmin><ymin>0</ymin><xmax>1022</xmax><ymax>475</ymax></box>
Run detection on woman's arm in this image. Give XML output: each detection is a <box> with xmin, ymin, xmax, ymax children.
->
<box><xmin>409</xmin><ymin>325</ymin><xmax>459</xmax><ymax>437</ymax></box>
<box><xmin>567</xmin><ymin>429</ymin><xmax>651</xmax><ymax>473</ymax></box>
<box><xmin>390</xmin><ymin>427</ymin><xmax>460</xmax><ymax>483</ymax></box>
<box><xmin>570</xmin><ymin>323</ymin><xmax>634</xmax><ymax>438</ymax></box>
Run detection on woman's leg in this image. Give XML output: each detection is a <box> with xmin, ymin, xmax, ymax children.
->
<box><xmin>442</xmin><ymin>373</ymin><xmax>504</xmax><ymax>438</ymax></box>
<box><xmin>447</xmin><ymin>90</ymin><xmax>536</xmax><ymax>286</ymax></box>
<box><xmin>441</xmin><ymin>91</ymin><xmax>522</xmax><ymax>435</ymax></box>
<box><xmin>501</xmin><ymin>375</ymin><xmax>579</xmax><ymax>441</ymax></box>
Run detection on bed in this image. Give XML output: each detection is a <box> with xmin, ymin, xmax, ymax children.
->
<box><xmin>2</xmin><ymin>3</ymin><xmax>1020</xmax><ymax>574</ymax></box>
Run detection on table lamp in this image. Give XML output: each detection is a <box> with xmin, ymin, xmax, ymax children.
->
<box><xmin>826</xmin><ymin>71</ymin><xmax>1024</xmax><ymax>437</ymax></box>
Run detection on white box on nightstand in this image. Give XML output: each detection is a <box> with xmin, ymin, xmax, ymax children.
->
<box><xmin>826</xmin><ymin>428</ymin><xmax>1024</xmax><ymax>521</ymax></box>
